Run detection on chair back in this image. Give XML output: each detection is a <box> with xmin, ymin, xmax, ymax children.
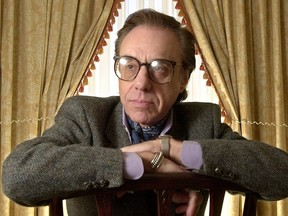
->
<box><xmin>49</xmin><ymin>173</ymin><xmax>258</xmax><ymax>216</ymax></box>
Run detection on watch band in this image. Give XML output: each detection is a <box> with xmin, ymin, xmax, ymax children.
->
<box><xmin>158</xmin><ymin>135</ymin><xmax>172</xmax><ymax>157</ymax></box>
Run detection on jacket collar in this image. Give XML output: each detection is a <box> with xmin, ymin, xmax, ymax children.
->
<box><xmin>105</xmin><ymin>102</ymin><xmax>130</xmax><ymax>148</ymax></box>
<box><xmin>105</xmin><ymin>102</ymin><xmax>187</xmax><ymax>148</ymax></box>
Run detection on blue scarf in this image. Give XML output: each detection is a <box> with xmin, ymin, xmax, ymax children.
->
<box><xmin>127</xmin><ymin>115</ymin><xmax>168</xmax><ymax>144</ymax></box>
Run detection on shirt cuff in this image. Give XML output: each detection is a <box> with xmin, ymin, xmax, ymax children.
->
<box><xmin>122</xmin><ymin>152</ymin><xmax>144</xmax><ymax>180</ymax></box>
<box><xmin>180</xmin><ymin>141</ymin><xmax>203</xmax><ymax>170</ymax></box>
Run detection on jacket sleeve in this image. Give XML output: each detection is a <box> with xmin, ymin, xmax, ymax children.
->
<box><xmin>196</xmin><ymin>104</ymin><xmax>288</xmax><ymax>200</ymax></box>
<box><xmin>2</xmin><ymin>96</ymin><xmax>125</xmax><ymax>206</ymax></box>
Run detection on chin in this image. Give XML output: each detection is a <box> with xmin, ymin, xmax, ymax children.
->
<box><xmin>128</xmin><ymin>113</ymin><xmax>152</xmax><ymax>125</ymax></box>
<box><xmin>130</xmin><ymin>115</ymin><xmax>148</xmax><ymax>125</ymax></box>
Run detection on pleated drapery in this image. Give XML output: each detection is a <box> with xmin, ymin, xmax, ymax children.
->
<box><xmin>0</xmin><ymin>0</ymin><xmax>120</xmax><ymax>215</ymax></box>
<box><xmin>179</xmin><ymin>0</ymin><xmax>288</xmax><ymax>215</ymax></box>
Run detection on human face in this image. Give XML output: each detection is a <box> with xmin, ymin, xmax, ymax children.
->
<box><xmin>118</xmin><ymin>26</ymin><xmax>188</xmax><ymax>127</ymax></box>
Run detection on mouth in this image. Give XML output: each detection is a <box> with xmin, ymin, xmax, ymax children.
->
<box><xmin>129</xmin><ymin>99</ymin><xmax>153</xmax><ymax>108</ymax></box>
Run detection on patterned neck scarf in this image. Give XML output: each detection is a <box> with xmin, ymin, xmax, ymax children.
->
<box><xmin>127</xmin><ymin>115</ymin><xmax>168</xmax><ymax>144</ymax></box>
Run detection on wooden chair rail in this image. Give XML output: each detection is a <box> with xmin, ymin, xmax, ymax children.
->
<box><xmin>49</xmin><ymin>173</ymin><xmax>258</xmax><ymax>216</ymax></box>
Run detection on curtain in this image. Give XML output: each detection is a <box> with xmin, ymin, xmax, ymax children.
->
<box><xmin>180</xmin><ymin>0</ymin><xmax>288</xmax><ymax>215</ymax></box>
<box><xmin>0</xmin><ymin>0</ymin><xmax>117</xmax><ymax>215</ymax></box>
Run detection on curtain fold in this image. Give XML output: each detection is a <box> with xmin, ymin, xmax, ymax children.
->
<box><xmin>181</xmin><ymin>0</ymin><xmax>288</xmax><ymax>215</ymax></box>
<box><xmin>0</xmin><ymin>0</ymin><xmax>115</xmax><ymax>215</ymax></box>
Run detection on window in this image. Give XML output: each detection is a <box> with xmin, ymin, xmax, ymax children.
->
<box><xmin>80</xmin><ymin>0</ymin><xmax>219</xmax><ymax>105</ymax></box>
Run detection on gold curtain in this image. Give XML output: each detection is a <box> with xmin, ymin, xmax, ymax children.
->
<box><xmin>0</xmin><ymin>0</ymin><xmax>116</xmax><ymax>215</ymax></box>
<box><xmin>180</xmin><ymin>0</ymin><xmax>288</xmax><ymax>215</ymax></box>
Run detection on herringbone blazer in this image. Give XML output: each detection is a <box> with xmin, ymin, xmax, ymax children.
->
<box><xmin>3</xmin><ymin>96</ymin><xmax>288</xmax><ymax>215</ymax></box>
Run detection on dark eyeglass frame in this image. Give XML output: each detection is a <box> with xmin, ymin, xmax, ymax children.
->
<box><xmin>113</xmin><ymin>55</ymin><xmax>183</xmax><ymax>85</ymax></box>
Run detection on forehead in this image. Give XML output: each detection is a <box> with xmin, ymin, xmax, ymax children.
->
<box><xmin>119</xmin><ymin>25</ymin><xmax>182</xmax><ymax>61</ymax></box>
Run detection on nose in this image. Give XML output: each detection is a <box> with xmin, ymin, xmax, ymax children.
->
<box><xmin>134</xmin><ymin>66</ymin><xmax>152</xmax><ymax>90</ymax></box>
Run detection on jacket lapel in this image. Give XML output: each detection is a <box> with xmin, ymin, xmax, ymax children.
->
<box><xmin>166</xmin><ymin>108</ymin><xmax>187</xmax><ymax>141</ymax></box>
<box><xmin>105</xmin><ymin>102</ymin><xmax>131</xmax><ymax>149</ymax></box>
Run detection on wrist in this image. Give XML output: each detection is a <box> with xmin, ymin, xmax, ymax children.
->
<box><xmin>169</xmin><ymin>139</ymin><xmax>183</xmax><ymax>165</ymax></box>
<box><xmin>158</xmin><ymin>135</ymin><xmax>172</xmax><ymax>157</ymax></box>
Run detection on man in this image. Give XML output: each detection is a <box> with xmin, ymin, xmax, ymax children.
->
<box><xmin>3</xmin><ymin>9</ymin><xmax>288</xmax><ymax>216</ymax></box>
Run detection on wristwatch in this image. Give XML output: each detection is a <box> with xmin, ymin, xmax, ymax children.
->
<box><xmin>158</xmin><ymin>135</ymin><xmax>172</xmax><ymax>157</ymax></box>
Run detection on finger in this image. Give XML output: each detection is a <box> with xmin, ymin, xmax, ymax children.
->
<box><xmin>175</xmin><ymin>204</ymin><xmax>188</xmax><ymax>214</ymax></box>
<box><xmin>121</xmin><ymin>144</ymin><xmax>148</xmax><ymax>152</ymax></box>
<box><xmin>157</xmin><ymin>158</ymin><xmax>190</xmax><ymax>173</ymax></box>
<box><xmin>172</xmin><ymin>191</ymin><xmax>189</xmax><ymax>204</ymax></box>
<box><xmin>116</xmin><ymin>191</ymin><xmax>127</xmax><ymax>198</ymax></box>
<box><xmin>121</xmin><ymin>140</ymin><xmax>160</xmax><ymax>153</ymax></box>
<box><xmin>186</xmin><ymin>191</ymin><xmax>203</xmax><ymax>216</ymax></box>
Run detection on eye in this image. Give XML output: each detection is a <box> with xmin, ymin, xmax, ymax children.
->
<box><xmin>119</xmin><ymin>58</ymin><xmax>138</xmax><ymax>72</ymax></box>
<box><xmin>125</xmin><ymin>62</ymin><xmax>137</xmax><ymax>70</ymax></box>
<box><xmin>151</xmin><ymin>61</ymin><xmax>170</xmax><ymax>73</ymax></box>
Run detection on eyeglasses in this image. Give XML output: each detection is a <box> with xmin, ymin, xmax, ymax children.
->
<box><xmin>113</xmin><ymin>56</ymin><xmax>183</xmax><ymax>84</ymax></box>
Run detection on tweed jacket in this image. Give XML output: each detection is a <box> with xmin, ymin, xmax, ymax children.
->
<box><xmin>3</xmin><ymin>96</ymin><xmax>288</xmax><ymax>215</ymax></box>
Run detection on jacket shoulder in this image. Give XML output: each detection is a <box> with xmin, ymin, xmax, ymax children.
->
<box><xmin>174</xmin><ymin>102</ymin><xmax>221</xmax><ymax>117</ymax></box>
<box><xmin>172</xmin><ymin>102</ymin><xmax>223</xmax><ymax>139</ymax></box>
<box><xmin>62</xmin><ymin>95</ymin><xmax>120</xmax><ymax>110</ymax></box>
<box><xmin>64</xmin><ymin>95</ymin><xmax>120</xmax><ymax>105</ymax></box>
<box><xmin>56</xmin><ymin>95</ymin><xmax>121</xmax><ymax>120</ymax></box>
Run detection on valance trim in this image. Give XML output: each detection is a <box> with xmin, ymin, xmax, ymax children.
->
<box><xmin>1</xmin><ymin>117</ymin><xmax>287</xmax><ymax>128</ymax></box>
<box><xmin>74</xmin><ymin>0</ymin><xmax>125</xmax><ymax>95</ymax></box>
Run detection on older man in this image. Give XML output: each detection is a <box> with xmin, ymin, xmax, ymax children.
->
<box><xmin>3</xmin><ymin>9</ymin><xmax>288</xmax><ymax>216</ymax></box>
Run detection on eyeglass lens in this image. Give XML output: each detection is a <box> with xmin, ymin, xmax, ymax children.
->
<box><xmin>114</xmin><ymin>56</ymin><xmax>174</xmax><ymax>84</ymax></box>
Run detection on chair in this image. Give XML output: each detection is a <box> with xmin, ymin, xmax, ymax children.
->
<box><xmin>49</xmin><ymin>172</ymin><xmax>258</xmax><ymax>216</ymax></box>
